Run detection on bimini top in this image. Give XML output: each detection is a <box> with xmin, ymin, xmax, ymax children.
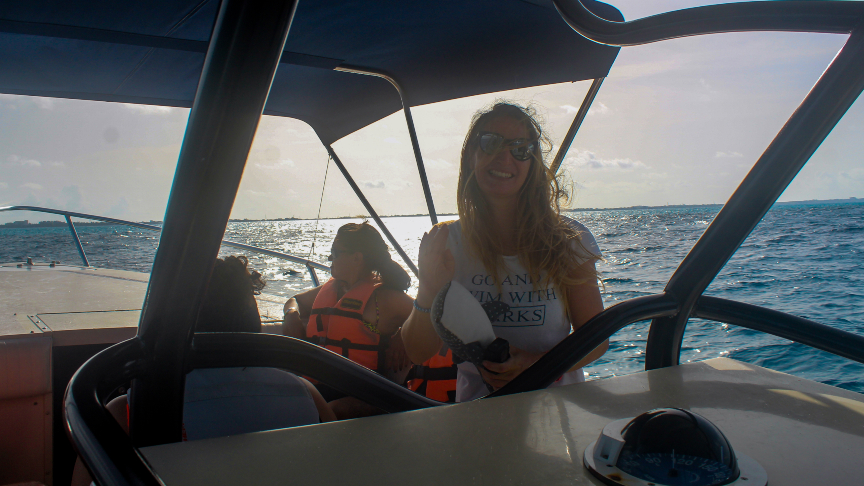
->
<box><xmin>0</xmin><ymin>0</ymin><xmax>622</xmax><ymax>144</ymax></box>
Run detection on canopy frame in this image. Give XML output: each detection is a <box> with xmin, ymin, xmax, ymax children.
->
<box><xmin>335</xmin><ymin>65</ymin><xmax>438</xmax><ymax>224</ymax></box>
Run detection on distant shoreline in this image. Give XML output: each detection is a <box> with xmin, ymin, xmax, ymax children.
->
<box><xmin>2</xmin><ymin>197</ymin><xmax>860</xmax><ymax>228</ymax></box>
<box><xmin>566</xmin><ymin>197</ymin><xmax>862</xmax><ymax>212</ymax></box>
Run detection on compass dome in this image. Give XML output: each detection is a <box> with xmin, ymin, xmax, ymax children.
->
<box><xmin>616</xmin><ymin>408</ymin><xmax>739</xmax><ymax>486</ymax></box>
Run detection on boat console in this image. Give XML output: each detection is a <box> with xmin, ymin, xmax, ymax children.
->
<box><xmin>139</xmin><ymin>359</ymin><xmax>860</xmax><ymax>485</ymax></box>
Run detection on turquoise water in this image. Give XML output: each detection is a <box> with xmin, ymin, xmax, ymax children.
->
<box><xmin>2</xmin><ymin>202</ymin><xmax>862</xmax><ymax>392</ymax></box>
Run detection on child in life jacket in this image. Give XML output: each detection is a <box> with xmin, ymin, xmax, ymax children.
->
<box><xmin>283</xmin><ymin>222</ymin><xmax>414</xmax><ymax>418</ymax></box>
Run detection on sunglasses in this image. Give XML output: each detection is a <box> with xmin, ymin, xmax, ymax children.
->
<box><xmin>476</xmin><ymin>132</ymin><xmax>537</xmax><ymax>161</ymax></box>
<box><xmin>328</xmin><ymin>249</ymin><xmax>348</xmax><ymax>261</ymax></box>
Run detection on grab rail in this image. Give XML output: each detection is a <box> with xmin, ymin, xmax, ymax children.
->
<box><xmin>65</xmin><ymin>333</ymin><xmax>441</xmax><ymax>486</ymax></box>
<box><xmin>693</xmin><ymin>296</ymin><xmax>864</xmax><ymax>366</ymax></box>
<box><xmin>553</xmin><ymin>0</ymin><xmax>864</xmax><ymax>47</ymax></box>
<box><xmin>0</xmin><ymin>205</ymin><xmax>329</xmax><ymax>286</ymax></box>
<box><xmin>488</xmin><ymin>293</ymin><xmax>680</xmax><ymax>398</ymax></box>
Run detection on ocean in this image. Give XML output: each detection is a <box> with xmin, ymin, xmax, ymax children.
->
<box><xmin>2</xmin><ymin>202</ymin><xmax>863</xmax><ymax>393</ymax></box>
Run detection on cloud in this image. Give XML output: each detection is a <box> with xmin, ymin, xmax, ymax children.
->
<box><xmin>361</xmin><ymin>179</ymin><xmax>414</xmax><ymax>192</ymax></box>
<box><xmin>561</xmin><ymin>102</ymin><xmax>610</xmax><ymax>116</ymax></box>
<box><xmin>830</xmin><ymin>168</ymin><xmax>864</xmax><ymax>182</ymax></box>
<box><xmin>699</xmin><ymin>78</ymin><xmax>720</xmax><ymax>101</ymax></box>
<box><xmin>423</xmin><ymin>158</ymin><xmax>455</xmax><ymax>172</ymax></box>
<box><xmin>0</xmin><ymin>94</ymin><xmax>57</xmax><ymax>110</ymax></box>
<box><xmin>61</xmin><ymin>185</ymin><xmax>83</xmax><ymax>209</ymax></box>
<box><xmin>255</xmin><ymin>159</ymin><xmax>295</xmax><ymax>170</ymax></box>
<box><xmin>560</xmin><ymin>104</ymin><xmax>580</xmax><ymax>114</ymax></box>
<box><xmin>107</xmin><ymin>197</ymin><xmax>129</xmax><ymax>217</ymax></box>
<box><xmin>33</xmin><ymin>97</ymin><xmax>54</xmax><ymax>110</ymax></box>
<box><xmin>847</xmin><ymin>168</ymin><xmax>864</xmax><ymax>181</ymax></box>
<box><xmin>7</xmin><ymin>155</ymin><xmax>41</xmax><ymax>167</ymax></box>
<box><xmin>565</xmin><ymin>150</ymin><xmax>647</xmax><ymax>171</ymax></box>
<box><xmin>715</xmin><ymin>151</ymin><xmax>743</xmax><ymax>158</ymax></box>
<box><xmin>364</xmin><ymin>180</ymin><xmax>386</xmax><ymax>189</ymax></box>
<box><xmin>562</xmin><ymin>102</ymin><xmax>609</xmax><ymax>117</ymax></box>
<box><xmin>103</xmin><ymin>127</ymin><xmax>120</xmax><ymax>143</ymax></box>
<box><xmin>51</xmin><ymin>161</ymin><xmax>66</xmax><ymax>168</ymax></box>
<box><xmin>21</xmin><ymin>182</ymin><xmax>43</xmax><ymax>190</ymax></box>
<box><xmin>121</xmin><ymin>103</ymin><xmax>174</xmax><ymax>115</ymax></box>
<box><xmin>588</xmin><ymin>102</ymin><xmax>610</xmax><ymax>115</ymax></box>
<box><xmin>0</xmin><ymin>182</ymin><xmax>8</xmax><ymax>189</ymax></box>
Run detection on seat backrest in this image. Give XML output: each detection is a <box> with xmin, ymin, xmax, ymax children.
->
<box><xmin>182</xmin><ymin>367</ymin><xmax>319</xmax><ymax>441</ymax></box>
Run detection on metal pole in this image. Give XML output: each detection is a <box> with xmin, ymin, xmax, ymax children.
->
<box><xmin>308</xmin><ymin>265</ymin><xmax>320</xmax><ymax>287</ymax></box>
<box><xmin>335</xmin><ymin>65</ymin><xmax>438</xmax><ymax>224</ymax></box>
<box><xmin>64</xmin><ymin>215</ymin><xmax>90</xmax><ymax>267</ymax></box>
<box><xmin>325</xmin><ymin>144</ymin><xmax>420</xmax><ymax>277</ymax></box>
<box><xmin>646</xmin><ymin>26</ymin><xmax>864</xmax><ymax>370</ymax></box>
<box><xmin>130</xmin><ymin>0</ymin><xmax>298</xmax><ymax>447</ymax></box>
<box><xmin>550</xmin><ymin>77</ymin><xmax>604</xmax><ymax>174</ymax></box>
<box><xmin>0</xmin><ymin>205</ymin><xmax>331</xmax><ymax>274</ymax></box>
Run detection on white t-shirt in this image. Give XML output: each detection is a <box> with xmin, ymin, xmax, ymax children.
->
<box><xmin>446</xmin><ymin>217</ymin><xmax>601</xmax><ymax>401</ymax></box>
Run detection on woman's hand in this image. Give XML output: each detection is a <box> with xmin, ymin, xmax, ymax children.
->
<box><xmin>282</xmin><ymin>298</ymin><xmax>305</xmax><ymax>339</ymax></box>
<box><xmin>479</xmin><ymin>346</ymin><xmax>544</xmax><ymax>390</ymax></box>
<box><xmin>385</xmin><ymin>328</ymin><xmax>412</xmax><ymax>372</ymax></box>
<box><xmin>417</xmin><ymin>224</ymin><xmax>455</xmax><ymax>306</ymax></box>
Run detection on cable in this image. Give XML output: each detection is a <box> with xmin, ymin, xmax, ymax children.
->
<box><xmin>308</xmin><ymin>154</ymin><xmax>331</xmax><ymax>260</ymax></box>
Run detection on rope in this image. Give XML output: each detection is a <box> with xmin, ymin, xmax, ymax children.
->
<box><xmin>308</xmin><ymin>154</ymin><xmax>331</xmax><ymax>260</ymax></box>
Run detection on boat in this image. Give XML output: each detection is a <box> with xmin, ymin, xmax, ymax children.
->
<box><xmin>1</xmin><ymin>0</ymin><xmax>864</xmax><ymax>485</ymax></box>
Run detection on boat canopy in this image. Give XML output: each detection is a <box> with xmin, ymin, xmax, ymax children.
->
<box><xmin>0</xmin><ymin>0</ymin><xmax>622</xmax><ymax>144</ymax></box>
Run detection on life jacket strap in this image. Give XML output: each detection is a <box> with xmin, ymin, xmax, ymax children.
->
<box><xmin>323</xmin><ymin>337</ymin><xmax>383</xmax><ymax>352</ymax></box>
<box><xmin>310</xmin><ymin>307</ymin><xmax>364</xmax><ymax>320</ymax></box>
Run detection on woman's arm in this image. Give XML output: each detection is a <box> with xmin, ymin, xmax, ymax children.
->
<box><xmin>283</xmin><ymin>285</ymin><xmax>323</xmax><ymax>339</ymax></box>
<box><xmin>298</xmin><ymin>377</ymin><xmax>336</xmax><ymax>422</ymax></box>
<box><xmin>374</xmin><ymin>289</ymin><xmax>414</xmax><ymax>336</ymax></box>
<box><xmin>401</xmin><ymin>225</ymin><xmax>453</xmax><ymax>364</ymax></box>
<box><xmin>376</xmin><ymin>289</ymin><xmax>415</xmax><ymax>371</ymax></box>
<box><xmin>567</xmin><ymin>260</ymin><xmax>608</xmax><ymax>369</ymax></box>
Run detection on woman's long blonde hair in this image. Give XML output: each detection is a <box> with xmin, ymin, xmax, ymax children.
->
<box><xmin>456</xmin><ymin>101</ymin><xmax>599</xmax><ymax>304</ymax></box>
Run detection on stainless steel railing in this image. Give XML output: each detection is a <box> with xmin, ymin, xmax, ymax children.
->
<box><xmin>0</xmin><ymin>205</ymin><xmax>329</xmax><ymax>286</ymax></box>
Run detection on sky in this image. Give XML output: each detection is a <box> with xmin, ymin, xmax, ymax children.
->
<box><xmin>1</xmin><ymin>0</ymin><xmax>863</xmax><ymax>224</ymax></box>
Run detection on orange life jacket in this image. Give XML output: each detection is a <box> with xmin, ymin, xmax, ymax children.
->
<box><xmin>306</xmin><ymin>278</ymin><xmax>387</xmax><ymax>371</ymax></box>
<box><xmin>408</xmin><ymin>346</ymin><xmax>458</xmax><ymax>403</ymax></box>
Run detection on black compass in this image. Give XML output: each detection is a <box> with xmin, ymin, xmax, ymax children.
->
<box><xmin>583</xmin><ymin>408</ymin><xmax>766</xmax><ymax>486</ymax></box>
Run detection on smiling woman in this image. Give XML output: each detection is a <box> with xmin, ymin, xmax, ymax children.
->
<box><xmin>402</xmin><ymin>101</ymin><xmax>609</xmax><ymax>401</ymax></box>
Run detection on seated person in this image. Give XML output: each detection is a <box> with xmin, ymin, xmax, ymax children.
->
<box><xmin>72</xmin><ymin>256</ymin><xmax>334</xmax><ymax>486</ymax></box>
<box><xmin>283</xmin><ymin>222</ymin><xmax>413</xmax><ymax>418</ymax></box>
<box><xmin>177</xmin><ymin>255</ymin><xmax>335</xmax><ymax>438</ymax></box>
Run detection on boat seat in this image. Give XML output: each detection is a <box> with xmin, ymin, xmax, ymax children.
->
<box><xmin>179</xmin><ymin>367</ymin><xmax>320</xmax><ymax>440</ymax></box>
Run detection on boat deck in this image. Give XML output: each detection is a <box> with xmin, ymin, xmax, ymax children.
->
<box><xmin>142</xmin><ymin>357</ymin><xmax>864</xmax><ymax>486</ymax></box>
<box><xmin>0</xmin><ymin>263</ymin><xmax>287</xmax><ymax>343</ymax></box>
<box><xmin>0</xmin><ymin>263</ymin><xmax>286</xmax><ymax>485</ymax></box>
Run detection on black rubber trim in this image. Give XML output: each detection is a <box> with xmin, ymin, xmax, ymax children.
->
<box><xmin>65</xmin><ymin>333</ymin><xmax>442</xmax><ymax>486</ymax></box>
<box><xmin>188</xmin><ymin>333</ymin><xmax>440</xmax><ymax>412</ymax></box>
<box><xmin>487</xmin><ymin>294</ymin><xmax>679</xmax><ymax>398</ymax></box>
<box><xmin>693</xmin><ymin>296</ymin><xmax>864</xmax><ymax>366</ymax></box>
<box><xmin>554</xmin><ymin>0</ymin><xmax>864</xmax><ymax>47</ymax></box>
<box><xmin>64</xmin><ymin>338</ymin><xmax>160</xmax><ymax>486</ymax></box>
